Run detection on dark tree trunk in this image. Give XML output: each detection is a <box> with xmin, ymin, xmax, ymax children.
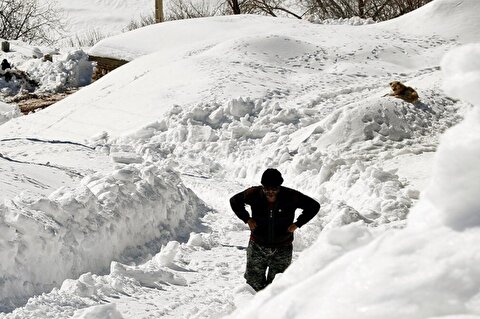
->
<box><xmin>231</xmin><ymin>0</ymin><xmax>241</xmax><ymax>14</ymax></box>
<box><xmin>358</xmin><ymin>0</ymin><xmax>365</xmax><ymax>18</ymax></box>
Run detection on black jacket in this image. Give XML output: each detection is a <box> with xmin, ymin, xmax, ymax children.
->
<box><xmin>230</xmin><ymin>186</ymin><xmax>320</xmax><ymax>247</ymax></box>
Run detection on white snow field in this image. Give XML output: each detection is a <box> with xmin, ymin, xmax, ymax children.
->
<box><xmin>1</xmin><ymin>0</ymin><xmax>480</xmax><ymax>318</ymax></box>
<box><xmin>39</xmin><ymin>0</ymin><xmax>154</xmax><ymax>43</ymax></box>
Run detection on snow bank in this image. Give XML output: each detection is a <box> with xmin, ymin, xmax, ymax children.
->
<box><xmin>24</xmin><ymin>50</ymin><xmax>93</xmax><ymax>91</ymax></box>
<box><xmin>377</xmin><ymin>0</ymin><xmax>480</xmax><ymax>44</ymax></box>
<box><xmin>227</xmin><ymin>43</ymin><xmax>480</xmax><ymax>319</ymax></box>
<box><xmin>0</xmin><ymin>163</ymin><xmax>208</xmax><ymax>309</ymax></box>
<box><xmin>111</xmin><ymin>85</ymin><xmax>460</xmax><ymax>240</ymax></box>
<box><xmin>2</xmin><ymin>234</ymin><xmax>215</xmax><ymax>318</ymax></box>
<box><xmin>88</xmin><ymin>15</ymin><xmax>306</xmax><ymax>62</ymax></box>
<box><xmin>411</xmin><ymin>44</ymin><xmax>480</xmax><ymax>231</ymax></box>
<box><xmin>308</xmin><ymin>96</ymin><xmax>449</xmax><ymax>150</ymax></box>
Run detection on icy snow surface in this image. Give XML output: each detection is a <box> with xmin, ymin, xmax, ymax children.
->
<box><xmin>1</xmin><ymin>0</ymin><xmax>480</xmax><ymax>318</ymax></box>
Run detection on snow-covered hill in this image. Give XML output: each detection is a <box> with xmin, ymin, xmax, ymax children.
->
<box><xmin>1</xmin><ymin>0</ymin><xmax>480</xmax><ymax>318</ymax></box>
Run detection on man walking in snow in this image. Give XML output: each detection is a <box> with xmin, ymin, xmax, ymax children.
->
<box><xmin>230</xmin><ymin>168</ymin><xmax>320</xmax><ymax>291</ymax></box>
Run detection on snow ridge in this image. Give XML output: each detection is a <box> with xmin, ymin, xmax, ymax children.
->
<box><xmin>0</xmin><ymin>162</ymin><xmax>208</xmax><ymax>311</ymax></box>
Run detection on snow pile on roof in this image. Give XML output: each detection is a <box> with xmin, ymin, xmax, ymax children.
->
<box><xmin>0</xmin><ymin>45</ymin><xmax>93</xmax><ymax>96</ymax></box>
<box><xmin>227</xmin><ymin>42</ymin><xmax>480</xmax><ymax>319</ymax></box>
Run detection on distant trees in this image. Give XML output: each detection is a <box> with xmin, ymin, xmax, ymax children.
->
<box><xmin>222</xmin><ymin>0</ymin><xmax>432</xmax><ymax>20</ymax></box>
<box><xmin>165</xmin><ymin>0</ymin><xmax>226</xmax><ymax>20</ymax></box>
<box><xmin>0</xmin><ymin>0</ymin><xmax>63</xmax><ymax>45</ymax></box>
<box><xmin>228</xmin><ymin>0</ymin><xmax>304</xmax><ymax>18</ymax></box>
<box><xmin>123</xmin><ymin>14</ymin><xmax>157</xmax><ymax>32</ymax></box>
<box><xmin>152</xmin><ymin>0</ymin><xmax>432</xmax><ymax>23</ymax></box>
<box><xmin>302</xmin><ymin>0</ymin><xmax>433</xmax><ymax>21</ymax></box>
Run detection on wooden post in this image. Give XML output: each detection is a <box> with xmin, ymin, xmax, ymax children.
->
<box><xmin>155</xmin><ymin>0</ymin><xmax>164</xmax><ymax>23</ymax></box>
<box><xmin>1</xmin><ymin>41</ymin><xmax>10</xmax><ymax>52</ymax></box>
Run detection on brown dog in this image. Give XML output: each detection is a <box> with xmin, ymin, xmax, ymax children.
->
<box><xmin>387</xmin><ymin>81</ymin><xmax>419</xmax><ymax>103</ymax></box>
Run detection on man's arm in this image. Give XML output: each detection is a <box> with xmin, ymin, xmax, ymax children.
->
<box><xmin>294</xmin><ymin>191</ymin><xmax>320</xmax><ymax>228</ymax></box>
<box><xmin>229</xmin><ymin>190</ymin><xmax>252</xmax><ymax>224</ymax></box>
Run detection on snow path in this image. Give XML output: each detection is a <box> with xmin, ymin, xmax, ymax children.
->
<box><xmin>111</xmin><ymin>176</ymin><xmax>252</xmax><ymax>319</ymax></box>
<box><xmin>0</xmin><ymin>176</ymin><xmax>259</xmax><ymax>319</ymax></box>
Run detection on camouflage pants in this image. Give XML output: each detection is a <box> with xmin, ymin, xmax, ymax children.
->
<box><xmin>244</xmin><ymin>240</ymin><xmax>293</xmax><ymax>291</ymax></box>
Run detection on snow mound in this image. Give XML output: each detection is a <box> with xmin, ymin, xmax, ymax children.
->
<box><xmin>377</xmin><ymin>0</ymin><xmax>480</xmax><ymax>43</ymax></box>
<box><xmin>305</xmin><ymin>94</ymin><xmax>456</xmax><ymax>151</ymax></box>
<box><xmin>413</xmin><ymin>43</ymin><xmax>480</xmax><ymax>231</ymax></box>
<box><xmin>211</xmin><ymin>34</ymin><xmax>320</xmax><ymax>63</ymax></box>
<box><xmin>441</xmin><ymin>44</ymin><xmax>480</xmax><ymax>106</ymax></box>
<box><xmin>72</xmin><ymin>304</ymin><xmax>123</xmax><ymax>319</ymax></box>
<box><xmin>0</xmin><ymin>163</ymin><xmax>207</xmax><ymax>309</ymax></box>
<box><xmin>89</xmin><ymin>15</ymin><xmax>307</xmax><ymax>61</ymax></box>
<box><xmin>19</xmin><ymin>50</ymin><xmax>93</xmax><ymax>93</ymax></box>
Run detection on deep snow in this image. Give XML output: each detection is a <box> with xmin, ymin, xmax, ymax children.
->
<box><xmin>1</xmin><ymin>0</ymin><xmax>480</xmax><ymax>318</ymax></box>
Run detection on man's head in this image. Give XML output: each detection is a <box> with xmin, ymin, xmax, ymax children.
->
<box><xmin>261</xmin><ymin>168</ymin><xmax>283</xmax><ymax>202</ymax></box>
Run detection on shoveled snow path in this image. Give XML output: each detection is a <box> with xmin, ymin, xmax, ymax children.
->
<box><xmin>0</xmin><ymin>176</ymin><xmax>264</xmax><ymax>319</ymax></box>
<box><xmin>111</xmin><ymin>175</ymin><xmax>254</xmax><ymax>319</ymax></box>
<box><xmin>105</xmin><ymin>176</ymin><xmax>303</xmax><ymax>318</ymax></box>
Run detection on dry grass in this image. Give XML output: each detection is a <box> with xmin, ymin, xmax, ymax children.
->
<box><xmin>6</xmin><ymin>89</ymin><xmax>78</xmax><ymax>114</ymax></box>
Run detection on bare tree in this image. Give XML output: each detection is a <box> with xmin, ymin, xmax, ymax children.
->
<box><xmin>242</xmin><ymin>0</ymin><xmax>304</xmax><ymax>18</ymax></box>
<box><xmin>0</xmin><ymin>0</ymin><xmax>63</xmax><ymax>45</ymax></box>
<box><xmin>302</xmin><ymin>0</ymin><xmax>433</xmax><ymax>21</ymax></box>
<box><xmin>166</xmin><ymin>0</ymin><xmax>226</xmax><ymax>20</ymax></box>
<box><xmin>123</xmin><ymin>14</ymin><xmax>157</xmax><ymax>32</ymax></box>
<box><xmin>227</xmin><ymin>0</ymin><xmax>241</xmax><ymax>14</ymax></box>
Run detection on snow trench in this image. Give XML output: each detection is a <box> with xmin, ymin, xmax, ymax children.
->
<box><xmin>0</xmin><ymin>163</ymin><xmax>208</xmax><ymax>311</ymax></box>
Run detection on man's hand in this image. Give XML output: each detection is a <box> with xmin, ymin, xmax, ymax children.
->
<box><xmin>288</xmin><ymin>224</ymin><xmax>298</xmax><ymax>233</ymax></box>
<box><xmin>247</xmin><ymin>218</ymin><xmax>257</xmax><ymax>230</ymax></box>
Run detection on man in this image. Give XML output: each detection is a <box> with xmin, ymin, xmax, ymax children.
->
<box><xmin>230</xmin><ymin>168</ymin><xmax>320</xmax><ymax>291</ymax></box>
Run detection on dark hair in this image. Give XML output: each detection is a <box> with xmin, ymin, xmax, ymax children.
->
<box><xmin>261</xmin><ymin>168</ymin><xmax>283</xmax><ymax>187</ymax></box>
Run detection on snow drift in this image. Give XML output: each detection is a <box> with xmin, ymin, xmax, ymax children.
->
<box><xmin>0</xmin><ymin>163</ymin><xmax>208</xmax><ymax>310</ymax></box>
<box><xmin>227</xmin><ymin>43</ymin><xmax>480</xmax><ymax>319</ymax></box>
